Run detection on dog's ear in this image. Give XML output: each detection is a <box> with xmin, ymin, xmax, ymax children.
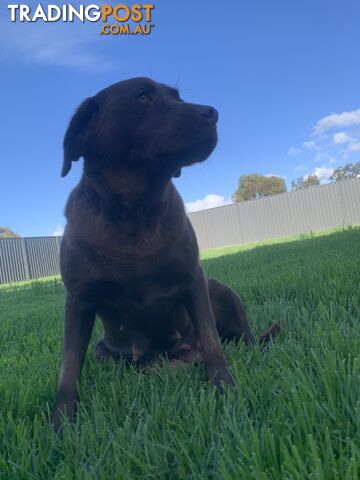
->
<box><xmin>61</xmin><ymin>97</ymin><xmax>99</xmax><ymax>177</ymax></box>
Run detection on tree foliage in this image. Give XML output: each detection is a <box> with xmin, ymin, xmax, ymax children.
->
<box><xmin>232</xmin><ymin>174</ymin><xmax>286</xmax><ymax>202</ymax></box>
<box><xmin>330</xmin><ymin>162</ymin><xmax>360</xmax><ymax>182</ymax></box>
<box><xmin>0</xmin><ymin>227</ymin><xmax>20</xmax><ymax>238</ymax></box>
<box><xmin>291</xmin><ymin>174</ymin><xmax>320</xmax><ymax>191</ymax></box>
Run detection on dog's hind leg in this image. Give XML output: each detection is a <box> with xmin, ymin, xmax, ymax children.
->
<box><xmin>208</xmin><ymin>278</ymin><xmax>256</xmax><ymax>346</ymax></box>
<box><xmin>208</xmin><ymin>278</ymin><xmax>280</xmax><ymax>346</ymax></box>
<box><xmin>259</xmin><ymin>322</ymin><xmax>280</xmax><ymax>347</ymax></box>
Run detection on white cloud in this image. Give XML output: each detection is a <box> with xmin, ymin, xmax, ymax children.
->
<box><xmin>303</xmin><ymin>141</ymin><xmax>316</xmax><ymax>150</ymax></box>
<box><xmin>265</xmin><ymin>173</ymin><xmax>284</xmax><ymax>178</ymax></box>
<box><xmin>313</xmin><ymin>166</ymin><xmax>334</xmax><ymax>183</ymax></box>
<box><xmin>333</xmin><ymin>132</ymin><xmax>351</xmax><ymax>145</ymax></box>
<box><xmin>313</xmin><ymin>151</ymin><xmax>337</xmax><ymax>166</ymax></box>
<box><xmin>301</xmin><ymin>166</ymin><xmax>334</xmax><ymax>185</ymax></box>
<box><xmin>0</xmin><ymin>15</ymin><xmax>107</xmax><ymax>69</ymax></box>
<box><xmin>314</xmin><ymin>108</ymin><xmax>360</xmax><ymax>134</ymax></box>
<box><xmin>326</xmin><ymin>157</ymin><xmax>337</xmax><ymax>165</ymax></box>
<box><xmin>348</xmin><ymin>142</ymin><xmax>360</xmax><ymax>152</ymax></box>
<box><xmin>288</xmin><ymin>147</ymin><xmax>301</xmax><ymax>156</ymax></box>
<box><xmin>185</xmin><ymin>194</ymin><xmax>231</xmax><ymax>213</ymax></box>
<box><xmin>52</xmin><ymin>225</ymin><xmax>64</xmax><ymax>236</ymax></box>
<box><xmin>289</xmin><ymin>108</ymin><xmax>360</xmax><ymax>181</ymax></box>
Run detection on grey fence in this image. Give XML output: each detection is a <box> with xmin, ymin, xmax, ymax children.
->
<box><xmin>1</xmin><ymin>178</ymin><xmax>359</xmax><ymax>284</ymax></box>
<box><xmin>0</xmin><ymin>236</ymin><xmax>61</xmax><ymax>284</ymax></box>
<box><xmin>188</xmin><ymin>177</ymin><xmax>360</xmax><ymax>250</ymax></box>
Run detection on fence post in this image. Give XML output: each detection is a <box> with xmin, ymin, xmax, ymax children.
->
<box><xmin>55</xmin><ymin>236</ymin><xmax>62</xmax><ymax>255</ymax></box>
<box><xmin>201</xmin><ymin>210</ymin><xmax>209</xmax><ymax>250</ymax></box>
<box><xmin>20</xmin><ymin>238</ymin><xmax>31</xmax><ymax>281</ymax></box>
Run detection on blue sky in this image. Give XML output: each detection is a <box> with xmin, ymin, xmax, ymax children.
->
<box><xmin>1</xmin><ymin>0</ymin><xmax>360</xmax><ymax>236</ymax></box>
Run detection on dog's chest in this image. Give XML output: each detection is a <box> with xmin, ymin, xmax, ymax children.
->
<box><xmin>77</xmin><ymin>230</ymin><xmax>192</xmax><ymax>302</ymax></box>
<box><xmin>88</xmin><ymin>271</ymin><xmax>187</xmax><ymax>337</ymax></box>
<box><xmin>74</xmin><ymin>216</ymin><xmax>179</xmax><ymax>272</ymax></box>
<box><xmin>91</xmin><ymin>271</ymin><xmax>179</xmax><ymax>299</ymax></box>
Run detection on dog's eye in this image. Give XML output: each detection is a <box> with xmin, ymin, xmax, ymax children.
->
<box><xmin>136</xmin><ymin>93</ymin><xmax>151</xmax><ymax>103</ymax></box>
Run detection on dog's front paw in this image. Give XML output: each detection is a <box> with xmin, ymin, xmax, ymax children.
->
<box><xmin>209</xmin><ymin>367</ymin><xmax>235</xmax><ymax>394</ymax></box>
<box><xmin>51</xmin><ymin>399</ymin><xmax>77</xmax><ymax>434</ymax></box>
<box><xmin>51</xmin><ymin>409</ymin><xmax>65</xmax><ymax>434</ymax></box>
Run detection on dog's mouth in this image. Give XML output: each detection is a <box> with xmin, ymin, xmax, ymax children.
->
<box><xmin>150</xmin><ymin>126</ymin><xmax>217</xmax><ymax>179</ymax></box>
<box><xmin>176</xmin><ymin>130</ymin><xmax>218</xmax><ymax>166</ymax></box>
<box><xmin>156</xmin><ymin>134</ymin><xmax>216</xmax><ymax>178</ymax></box>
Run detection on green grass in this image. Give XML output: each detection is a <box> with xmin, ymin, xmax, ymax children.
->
<box><xmin>1</xmin><ymin>227</ymin><xmax>360</xmax><ymax>479</ymax></box>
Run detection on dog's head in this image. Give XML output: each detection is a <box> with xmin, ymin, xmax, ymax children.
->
<box><xmin>61</xmin><ymin>77</ymin><xmax>218</xmax><ymax>178</ymax></box>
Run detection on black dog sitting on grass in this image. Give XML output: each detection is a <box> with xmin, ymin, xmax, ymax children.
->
<box><xmin>52</xmin><ymin>77</ymin><xmax>279</xmax><ymax>431</ymax></box>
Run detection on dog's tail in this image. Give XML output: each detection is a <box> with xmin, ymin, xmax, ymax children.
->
<box><xmin>259</xmin><ymin>322</ymin><xmax>280</xmax><ymax>347</ymax></box>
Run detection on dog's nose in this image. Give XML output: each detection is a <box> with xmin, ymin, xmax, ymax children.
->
<box><xmin>198</xmin><ymin>106</ymin><xmax>219</xmax><ymax>123</ymax></box>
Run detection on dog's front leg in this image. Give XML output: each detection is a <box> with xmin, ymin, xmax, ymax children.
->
<box><xmin>52</xmin><ymin>292</ymin><xmax>95</xmax><ymax>432</ymax></box>
<box><xmin>186</xmin><ymin>266</ymin><xmax>234</xmax><ymax>392</ymax></box>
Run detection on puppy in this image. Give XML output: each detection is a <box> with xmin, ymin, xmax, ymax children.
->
<box><xmin>53</xmin><ymin>78</ymin><xmax>279</xmax><ymax>431</ymax></box>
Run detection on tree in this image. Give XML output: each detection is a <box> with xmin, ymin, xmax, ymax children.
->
<box><xmin>0</xmin><ymin>227</ymin><xmax>20</xmax><ymax>238</ymax></box>
<box><xmin>291</xmin><ymin>174</ymin><xmax>320</xmax><ymax>191</ymax></box>
<box><xmin>330</xmin><ymin>162</ymin><xmax>360</xmax><ymax>182</ymax></box>
<box><xmin>232</xmin><ymin>174</ymin><xmax>286</xmax><ymax>202</ymax></box>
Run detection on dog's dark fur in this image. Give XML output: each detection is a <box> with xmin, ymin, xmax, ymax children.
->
<box><xmin>52</xmin><ymin>77</ymin><xmax>279</xmax><ymax>431</ymax></box>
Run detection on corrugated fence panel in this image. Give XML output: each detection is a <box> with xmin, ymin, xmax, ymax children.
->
<box><xmin>189</xmin><ymin>177</ymin><xmax>360</xmax><ymax>250</ymax></box>
<box><xmin>25</xmin><ymin>237</ymin><xmax>60</xmax><ymax>279</ymax></box>
<box><xmin>0</xmin><ymin>238</ymin><xmax>28</xmax><ymax>284</ymax></box>
<box><xmin>202</xmin><ymin>203</ymin><xmax>243</xmax><ymax>249</ymax></box>
<box><xmin>188</xmin><ymin>211</ymin><xmax>208</xmax><ymax>250</ymax></box>
<box><xmin>273</xmin><ymin>182</ymin><xmax>343</xmax><ymax>236</ymax></box>
<box><xmin>1</xmin><ymin>178</ymin><xmax>359</xmax><ymax>283</ymax></box>
<box><xmin>337</xmin><ymin>177</ymin><xmax>360</xmax><ymax>225</ymax></box>
<box><xmin>0</xmin><ymin>236</ymin><xmax>61</xmax><ymax>284</ymax></box>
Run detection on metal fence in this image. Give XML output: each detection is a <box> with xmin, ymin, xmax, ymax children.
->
<box><xmin>188</xmin><ymin>177</ymin><xmax>360</xmax><ymax>250</ymax></box>
<box><xmin>1</xmin><ymin>178</ymin><xmax>359</xmax><ymax>284</ymax></box>
<box><xmin>0</xmin><ymin>236</ymin><xmax>61</xmax><ymax>284</ymax></box>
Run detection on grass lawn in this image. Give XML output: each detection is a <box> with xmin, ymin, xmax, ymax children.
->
<box><xmin>0</xmin><ymin>227</ymin><xmax>360</xmax><ymax>479</ymax></box>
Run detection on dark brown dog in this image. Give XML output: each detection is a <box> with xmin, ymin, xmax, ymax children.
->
<box><xmin>52</xmin><ymin>78</ymin><xmax>279</xmax><ymax>431</ymax></box>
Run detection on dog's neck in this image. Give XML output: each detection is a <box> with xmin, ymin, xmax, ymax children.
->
<box><xmin>81</xmin><ymin>165</ymin><xmax>174</xmax><ymax>222</ymax></box>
